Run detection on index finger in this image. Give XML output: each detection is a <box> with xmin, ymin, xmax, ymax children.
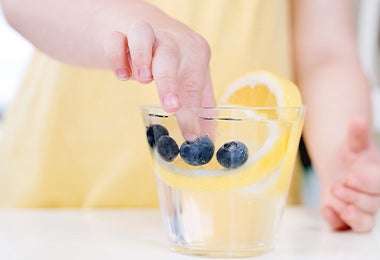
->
<box><xmin>176</xmin><ymin>39</ymin><xmax>211</xmax><ymax>141</ymax></box>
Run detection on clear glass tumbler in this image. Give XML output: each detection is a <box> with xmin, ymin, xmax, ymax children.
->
<box><xmin>141</xmin><ymin>106</ymin><xmax>305</xmax><ymax>258</ymax></box>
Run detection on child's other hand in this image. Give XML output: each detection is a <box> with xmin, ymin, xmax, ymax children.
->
<box><xmin>321</xmin><ymin>118</ymin><xmax>380</xmax><ymax>232</ymax></box>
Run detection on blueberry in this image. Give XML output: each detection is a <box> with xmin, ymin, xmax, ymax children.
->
<box><xmin>146</xmin><ymin>124</ymin><xmax>169</xmax><ymax>148</ymax></box>
<box><xmin>216</xmin><ymin>141</ymin><xmax>249</xmax><ymax>169</ymax></box>
<box><xmin>156</xmin><ymin>136</ymin><xmax>179</xmax><ymax>162</ymax></box>
<box><xmin>180</xmin><ymin>136</ymin><xmax>215</xmax><ymax>166</ymax></box>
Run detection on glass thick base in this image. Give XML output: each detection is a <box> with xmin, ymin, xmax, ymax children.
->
<box><xmin>169</xmin><ymin>242</ymin><xmax>274</xmax><ymax>258</ymax></box>
<box><xmin>157</xmin><ymin>178</ymin><xmax>285</xmax><ymax>258</ymax></box>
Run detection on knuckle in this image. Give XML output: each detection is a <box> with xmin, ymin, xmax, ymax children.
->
<box><xmin>191</xmin><ymin>34</ymin><xmax>211</xmax><ymax>56</ymax></box>
<box><xmin>105</xmin><ymin>50</ymin><xmax>123</xmax><ymax>64</ymax></box>
<box><xmin>181</xmin><ymin>33</ymin><xmax>211</xmax><ymax>61</ymax></box>
<box><xmin>161</xmin><ymin>39</ymin><xmax>179</xmax><ymax>54</ymax></box>
<box><xmin>155</xmin><ymin>73</ymin><xmax>177</xmax><ymax>84</ymax></box>
<box><xmin>130</xmin><ymin>50</ymin><xmax>146</xmax><ymax>64</ymax></box>
<box><xmin>130</xmin><ymin>19</ymin><xmax>149</xmax><ymax>29</ymax></box>
<box><xmin>181</xmin><ymin>72</ymin><xmax>203</xmax><ymax>92</ymax></box>
<box><xmin>155</xmin><ymin>38</ymin><xmax>180</xmax><ymax>59</ymax></box>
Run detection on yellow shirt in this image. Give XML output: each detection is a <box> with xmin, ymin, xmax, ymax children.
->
<box><xmin>0</xmin><ymin>0</ymin><xmax>300</xmax><ymax>207</ymax></box>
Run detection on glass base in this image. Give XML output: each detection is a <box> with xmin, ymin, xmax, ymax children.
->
<box><xmin>170</xmin><ymin>243</ymin><xmax>274</xmax><ymax>258</ymax></box>
<box><xmin>157</xmin><ymin>177</ymin><xmax>284</xmax><ymax>258</ymax></box>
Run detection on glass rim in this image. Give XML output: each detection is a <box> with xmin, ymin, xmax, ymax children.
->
<box><xmin>141</xmin><ymin>105</ymin><xmax>306</xmax><ymax>113</ymax></box>
<box><xmin>141</xmin><ymin>105</ymin><xmax>306</xmax><ymax>122</ymax></box>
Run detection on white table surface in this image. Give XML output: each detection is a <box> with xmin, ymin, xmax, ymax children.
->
<box><xmin>0</xmin><ymin>207</ymin><xmax>378</xmax><ymax>260</ymax></box>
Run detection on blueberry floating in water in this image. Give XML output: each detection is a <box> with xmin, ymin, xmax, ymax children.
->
<box><xmin>146</xmin><ymin>124</ymin><xmax>169</xmax><ymax>148</ymax></box>
<box><xmin>216</xmin><ymin>141</ymin><xmax>249</xmax><ymax>169</ymax></box>
<box><xmin>156</xmin><ymin>136</ymin><xmax>179</xmax><ymax>162</ymax></box>
<box><xmin>180</xmin><ymin>136</ymin><xmax>215</xmax><ymax>166</ymax></box>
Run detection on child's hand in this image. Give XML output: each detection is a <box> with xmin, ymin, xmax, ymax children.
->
<box><xmin>103</xmin><ymin>13</ymin><xmax>216</xmax><ymax>141</ymax></box>
<box><xmin>321</xmin><ymin>119</ymin><xmax>380</xmax><ymax>232</ymax></box>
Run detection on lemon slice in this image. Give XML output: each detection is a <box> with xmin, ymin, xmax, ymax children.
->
<box><xmin>155</xmin><ymin>71</ymin><xmax>303</xmax><ymax>191</ymax></box>
<box><xmin>220</xmin><ymin>70</ymin><xmax>301</xmax><ymax>107</ymax></box>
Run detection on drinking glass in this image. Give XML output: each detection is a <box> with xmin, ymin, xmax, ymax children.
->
<box><xmin>141</xmin><ymin>105</ymin><xmax>305</xmax><ymax>258</ymax></box>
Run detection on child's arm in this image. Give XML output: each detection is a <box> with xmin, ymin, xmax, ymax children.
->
<box><xmin>1</xmin><ymin>0</ymin><xmax>216</xmax><ymax>140</ymax></box>
<box><xmin>294</xmin><ymin>0</ymin><xmax>380</xmax><ymax>232</ymax></box>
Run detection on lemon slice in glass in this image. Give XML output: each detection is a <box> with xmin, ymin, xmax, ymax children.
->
<box><xmin>154</xmin><ymin>71</ymin><xmax>303</xmax><ymax>191</ymax></box>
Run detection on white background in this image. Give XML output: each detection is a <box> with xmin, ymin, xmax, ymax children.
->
<box><xmin>0</xmin><ymin>6</ymin><xmax>33</xmax><ymax>114</ymax></box>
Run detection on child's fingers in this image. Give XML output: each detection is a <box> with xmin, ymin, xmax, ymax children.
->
<box><xmin>151</xmin><ymin>36</ymin><xmax>182</xmax><ymax>113</ymax></box>
<box><xmin>332</xmin><ymin>184</ymin><xmax>380</xmax><ymax>213</ymax></box>
<box><xmin>345</xmin><ymin>167</ymin><xmax>380</xmax><ymax>195</ymax></box>
<box><xmin>321</xmin><ymin>206</ymin><xmax>350</xmax><ymax>231</ymax></box>
<box><xmin>199</xmin><ymin>69</ymin><xmax>217</xmax><ymax>138</ymax></box>
<box><xmin>175</xmin><ymin>37</ymin><xmax>211</xmax><ymax>141</ymax></box>
<box><xmin>201</xmin><ymin>69</ymin><xmax>216</xmax><ymax>108</ymax></box>
<box><xmin>339</xmin><ymin>205</ymin><xmax>376</xmax><ymax>232</ymax></box>
<box><xmin>103</xmin><ymin>31</ymin><xmax>132</xmax><ymax>80</ymax></box>
<box><xmin>341</xmin><ymin>118</ymin><xmax>380</xmax><ymax>194</ymax></box>
<box><xmin>177</xmin><ymin>36</ymin><xmax>210</xmax><ymax>110</ymax></box>
<box><xmin>127</xmin><ymin>21</ymin><xmax>154</xmax><ymax>84</ymax></box>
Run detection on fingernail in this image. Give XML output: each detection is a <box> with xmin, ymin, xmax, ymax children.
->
<box><xmin>116</xmin><ymin>68</ymin><xmax>131</xmax><ymax>80</ymax></box>
<box><xmin>163</xmin><ymin>93</ymin><xmax>181</xmax><ymax>112</ymax></box>
<box><xmin>138</xmin><ymin>66</ymin><xmax>152</xmax><ymax>81</ymax></box>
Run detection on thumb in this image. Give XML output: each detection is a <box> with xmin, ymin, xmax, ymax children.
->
<box><xmin>345</xmin><ymin>118</ymin><xmax>369</xmax><ymax>156</ymax></box>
